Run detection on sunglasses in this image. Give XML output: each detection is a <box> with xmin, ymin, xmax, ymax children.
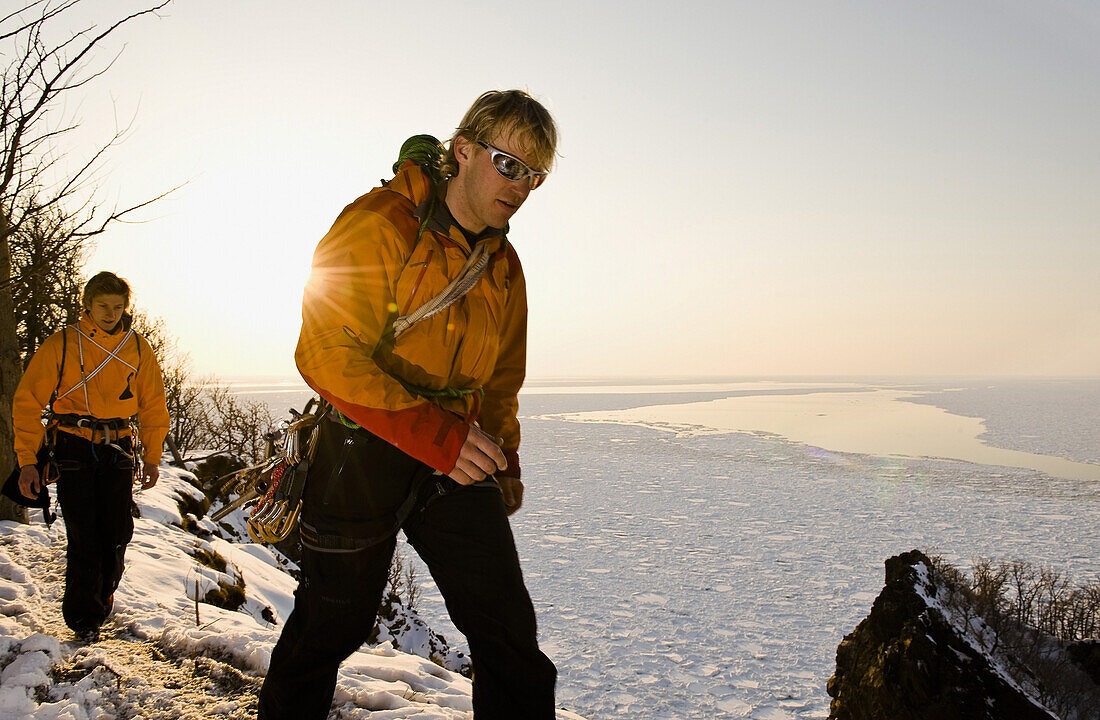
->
<box><xmin>477</xmin><ymin>141</ymin><xmax>548</xmax><ymax>190</ymax></box>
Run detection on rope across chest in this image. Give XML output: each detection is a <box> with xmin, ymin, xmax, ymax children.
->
<box><xmin>55</xmin><ymin>324</ymin><xmax>142</xmax><ymax>413</ymax></box>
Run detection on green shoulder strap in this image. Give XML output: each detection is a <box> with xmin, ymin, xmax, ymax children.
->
<box><xmin>393</xmin><ymin>134</ymin><xmax>447</xmax><ymax>246</ymax></box>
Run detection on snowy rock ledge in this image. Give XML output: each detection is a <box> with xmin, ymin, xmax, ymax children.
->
<box><xmin>827</xmin><ymin>549</ymin><xmax>1099</xmax><ymax>720</ymax></box>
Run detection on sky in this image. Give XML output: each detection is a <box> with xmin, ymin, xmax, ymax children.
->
<box><xmin>20</xmin><ymin>0</ymin><xmax>1100</xmax><ymax>379</ymax></box>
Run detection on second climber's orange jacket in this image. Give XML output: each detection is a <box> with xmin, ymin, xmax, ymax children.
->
<box><xmin>295</xmin><ymin>161</ymin><xmax>527</xmax><ymax>476</ymax></box>
<box><xmin>13</xmin><ymin>314</ymin><xmax>170</xmax><ymax>468</ymax></box>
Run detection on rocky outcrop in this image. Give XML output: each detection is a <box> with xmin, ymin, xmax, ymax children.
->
<box><xmin>827</xmin><ymin>549</ymin><xmax>1057</xmax><ymax>720</ymax></box>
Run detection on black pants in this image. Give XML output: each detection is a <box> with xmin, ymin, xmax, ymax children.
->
<box><xmin>258</xmin><ymin>421</ymin><xmax>556</xmax><ymax>719</ymax></box>
<box><xmin>53</xmin><ymin>431</ymin><xmax>135</xmax><ymax>633</ymax></box>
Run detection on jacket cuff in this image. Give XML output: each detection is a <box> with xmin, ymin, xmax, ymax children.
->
<box><xmin>502</xmin><ymin>449</ymin><xmax>521</xmax><ymax>479</ymax></box>
<box><xmin>304</xmin><ymin>375</ymin><xmax>469</xmax><ymax>475</ymax></box>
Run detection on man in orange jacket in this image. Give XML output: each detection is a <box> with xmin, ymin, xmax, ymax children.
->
<box><xmin>258</xmin><ymin>90</ymin><xmax>559</xmax><ymax>719</ymax></box>
<box><xmin>13</xmin><ymin>271</ymin><xmax>169</xmax><ymax>641</ymax></box>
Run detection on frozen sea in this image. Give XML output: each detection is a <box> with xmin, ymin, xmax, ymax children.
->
<box><xmin>234</xmin><ymin>377</ymin><xmax>1100</xmax><ymax>720</ymax></box>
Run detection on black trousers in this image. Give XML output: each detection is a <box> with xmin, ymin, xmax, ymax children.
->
<box><xmin>53</xmin><ymin>431</ymin><xmax>134</xmax><ymax>633</ymax></box>
<box><xmin>258</xmin><ymin>420</ymin><xmax>556</xmax><ymax>719</ymax></box>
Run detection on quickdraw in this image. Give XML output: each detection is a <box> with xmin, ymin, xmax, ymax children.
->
<box><xmin>208</xmin><ymin>398</ymin><xmax>327</xmax><ymax>544</ymax></box>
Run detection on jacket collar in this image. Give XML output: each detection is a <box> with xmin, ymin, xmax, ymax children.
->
<box><xmin>388</xmin><ymin>161</ymin><xmax>507</xmax><ymax>253</ymax></box>
<box><xmin>78</xmin><ymin>312</ymin><xmax>132</xmax><ymax>338</ymax></box>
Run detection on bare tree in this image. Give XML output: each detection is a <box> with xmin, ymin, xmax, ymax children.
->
<box><xmin>10</xmin><ymin>200</ymin><xmax>86</xmax><ymax>363</ymax></box>
<box><xmin>203</xmin><ymin>384</ymin><xmax>274</xmax><ymax>466</ymax></box>
<box><xmin>1</xmin><ymin>0</ymin><xmax>174</xmax><ymax>522</ymax></box>
<box><xmin>129</xmin><ymin>309</ymin><xmax>209</xmax><ymax>460</ymax></box>
<box><xmin>129</xmin><ymin>309</ymin><xmax>277</xmax><ymax>468</ymax></box>
<box><xmin>161</xmin><ymin>354</ymin><xmax>211</xmax><ymax>460</ymax></box>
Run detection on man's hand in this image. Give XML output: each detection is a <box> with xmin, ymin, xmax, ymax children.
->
<box><xmin>498</xmin><ymin>475</ymin><xmax>524</xmax><ymax>516</ymax></box>
<box><xmin>448</xmin><ymin>426</ymin><xmax>507</xmax><ymax>486</ymax></box>
<box><xmin>18</xmin><ymin>465</ymin><xmax>41</xmax><ymax>500</ymax></box>
<box><xmin>138</xmin><ymin>463</ymin><xmax>159</xmax><ymax>491</ymax></box>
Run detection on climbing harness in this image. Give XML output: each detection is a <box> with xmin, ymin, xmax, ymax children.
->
<box><xmin>51</xmin><ymin>322</ymin><xmax>144</xmax><ymax>479</ymax></box>
<box><xmin>51</xmin><ymin>414</ymin><xmax>137</xmax><ymax>464</ymax></box>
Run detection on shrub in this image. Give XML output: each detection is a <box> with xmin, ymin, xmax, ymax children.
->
<box><xmin>194</xmin><ymin>455</ymin><xmax>246</xmax><ymax>492</ymax></box>
<box><xmin>929</xmin><ymin>554</ymin><xmax>1100</xmax><ymax>719</ymax></box>
<box><xmin>387</xmin><ymin>548</ymin><xmax>422</xmax><ymax>611</ymax></box>
<box><xmin>175</xmin><ymin>486</ymin><xmax>211</xmax><ymax>521</ymax></box>
<box><xmin>933</xmin><ymin>556</ymin><xmax>1100</xmax><ymax>644</ymax></box>
<box><xmin>191</xmin><ymin>546</ymin><xmax>227</xmax><ymax>574</ymax></box>
<box><xmin>202</xmin><ymin>578</ymin><xmax>246</xmax><ymax>613</ymax></box>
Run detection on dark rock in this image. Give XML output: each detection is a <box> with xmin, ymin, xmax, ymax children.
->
<box><xmin>827</xmin><ymin>549</ymin><xmax>1055</xmax><ymax>720</ymax></box>
<box><xmin>1068</xmin><ymin>641</ymin><xmax>1100</xmax><ymax>688</ymax></box>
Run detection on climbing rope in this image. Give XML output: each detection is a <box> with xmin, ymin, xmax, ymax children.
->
<box><xmin>390</xmin><ymin>241</ymin><xmax>492</xmax><ymax>339</ymax></box>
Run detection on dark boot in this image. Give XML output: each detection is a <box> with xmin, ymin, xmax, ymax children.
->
<box><xmin>74</xmin><ymin>627</ymin><xmax>100</xmax><ymax>643</ymax></box>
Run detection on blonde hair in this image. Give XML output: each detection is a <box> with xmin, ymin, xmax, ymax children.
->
<box><xmin>82</xmin><ymin>271</ymin><xmax>131</xmax><ymax>310</ymax></box>
<box><xmin>440</xmin><ymin>90</ymin><xmax>558</xmax><ymax>179</ymax></box>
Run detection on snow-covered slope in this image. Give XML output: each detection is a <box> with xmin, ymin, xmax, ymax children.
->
<box><xmin>0</xmin><ymin>467</ymin><xmax>586</xmax><ymax>719</ymax></box>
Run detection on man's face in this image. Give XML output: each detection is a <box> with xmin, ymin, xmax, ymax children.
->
<box><xmin>450</xmin><ymin>127</ymin><xmax>543</xmax><ymax>233</ymax></box>
<box><xmin>87</xmin><ymin>294</ymin><xmax>127</xmax><ymax>333</ymax></box>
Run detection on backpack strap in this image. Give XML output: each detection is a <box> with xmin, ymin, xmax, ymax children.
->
<box><xmin>47</xmin><ymin>326</ymin><xmax>67</xmax><ymax>411</ymax></box>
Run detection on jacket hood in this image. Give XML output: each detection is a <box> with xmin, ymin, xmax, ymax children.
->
<box><xmin>387</xmin><ymin>160</ymin><xmax>435</xmax><ymax>208</ymax></box>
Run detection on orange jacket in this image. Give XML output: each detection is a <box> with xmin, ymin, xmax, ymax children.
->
<box><xmin>13</xmin><ymin>314</ymin><xmax>170</xmax><ymax>467</ymax></box>
<box><xmin>295</xmin><ymin>161</ymin><xmax>527</xmax><ymax>475</ymax></box>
